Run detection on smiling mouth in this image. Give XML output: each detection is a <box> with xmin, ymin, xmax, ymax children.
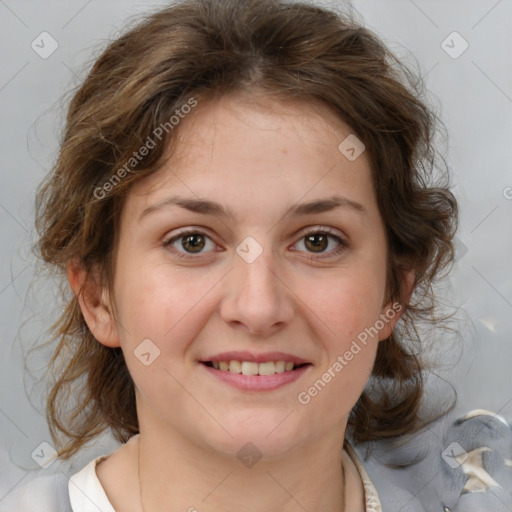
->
<box><xmin>201</xmin><ymin>361</ymin><xmax>311</xmax><ymax>376</ymax></box>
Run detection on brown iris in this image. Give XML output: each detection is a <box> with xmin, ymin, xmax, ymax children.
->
<box><xmin>181</xmin><ymin>233</ymin><xmax>206</xmax><ymax>253</ymax></box>
<box><xmin>304</xmin><ymin>233</ymin><xmax>328</xmax><ymax>252</ymax></box>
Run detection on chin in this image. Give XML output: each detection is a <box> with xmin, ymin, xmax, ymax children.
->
<box><xmin>201</xmin><ymin>412</ymin><xmax>310</xmax><ymax>461</ymax></box>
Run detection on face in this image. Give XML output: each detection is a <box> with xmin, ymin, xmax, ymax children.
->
<box><xmin>98</xmin><ymin>92</ymin><xmax>400</xmax><ymax>458</ymax></box>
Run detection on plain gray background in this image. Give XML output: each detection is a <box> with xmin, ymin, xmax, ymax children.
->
<box><xmin>1</xmin><ymin>0</ymin><xmax>511</xmax><ymax>499</ymax></box>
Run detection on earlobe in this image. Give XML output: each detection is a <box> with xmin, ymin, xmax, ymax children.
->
<box><xmin>377</xmin><ymin>300</ymin><xmax>405</xmax><ymax>340</ymax></box>
<box><xmin>377</xmin><ymin>269</ymin><xmax>415</xmax><ymax>341</ymax></box>
<box><xmin>66</xmin><ymin>258</ymin><xmax>120</xmax><ymax>348</ymax></box>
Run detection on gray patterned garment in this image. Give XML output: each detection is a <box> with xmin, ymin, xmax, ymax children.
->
<box><xmin>350</xmin><ymin>409</ymin><xmax>512</xmax><ymax>511</ymax></box>
<box><xmin>1</xmin><ymin>410</ymin><xmax>511</xmax><ymax>511</ymax></box>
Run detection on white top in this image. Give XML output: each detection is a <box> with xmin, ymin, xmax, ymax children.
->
<box><xmin>67</xmin><ymin>443</ymin><xmax>381</xmax><ymax>512</ymax></box>
<box><xmin>4</xmin><ymin>410</ymin><xmax>509</xmax><ymax>511</ymax></box>
<box><xmin>345</xmin><ymin>443</ymin><xmax>382</xmax><ymax>512</ymax></box>
<box><xmin>68</xmin><ymin>455</ymin><xmax>114</xmax><ymax>512</ymax></box>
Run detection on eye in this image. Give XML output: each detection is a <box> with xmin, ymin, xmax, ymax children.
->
<box><xmin>163</xmin><ymin>226</ymin><xmax>348</xmax><ymax>261</ymax></box>
<box><xmin>163</xmin><ymin>229</ymin><xmax>218</xmax><ymax>259</ymax></box>
<box><xmin>292</xmin><ymin>227</ymin><xmax>348</xmax><ymax>259</ymax></box>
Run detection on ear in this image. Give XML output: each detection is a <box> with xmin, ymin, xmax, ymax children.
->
<box><xmin>377</xmin><ymin>269</ymin><xmax>415</xmax><ymax>341</ymax></box>
<box><xmin>66</xmin><ymin>258</ymin><xmax>120</xmax><ymax>348</ymax></box>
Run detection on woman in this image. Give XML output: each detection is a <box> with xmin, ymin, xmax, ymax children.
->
<box><xmin>3</xmin><ymin>0</ymin><xmax>511</xmax><ymax>510</ymax></box>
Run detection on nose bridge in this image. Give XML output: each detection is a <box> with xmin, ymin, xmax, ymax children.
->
<box><xmin>238</xmin><ymin>250</ymin><xmax>279</xmax><ymax>297</ymax></box>
<box><xmin>220</xmin><ymin>238</ymin><xmax>294</xmax><ymax>334</ymax></box>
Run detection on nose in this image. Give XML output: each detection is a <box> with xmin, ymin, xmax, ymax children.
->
<box><xmin>219</xmin><ymin>247</ymin><xmax>295</xmax><ymax>336</ymax></box>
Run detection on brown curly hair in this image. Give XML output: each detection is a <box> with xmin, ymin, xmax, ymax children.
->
<box><xmin>34</xmin><ymin>0</ymin><xmax>458</xmax><ymax>460</ymax></box>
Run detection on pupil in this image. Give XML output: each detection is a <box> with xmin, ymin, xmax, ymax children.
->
<box><xmin>183</xmin><ymin>234</ymin><xmax>205</xmax><ymax>253</ymax></box>
<box><xmin>306</xmin><ymin>234</ymin><xmax>327</xmax><ymax>252</ymax></box>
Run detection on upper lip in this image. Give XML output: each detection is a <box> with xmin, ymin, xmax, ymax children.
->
<box><xmin>201</xmin><ymin>351</ymin><xmax>310</xmax><ymax>365</ymax></box>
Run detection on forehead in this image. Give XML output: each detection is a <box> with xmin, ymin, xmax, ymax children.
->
<box><xmin>125</xmin><ymin>92</ymin><xmax>378</xmax><ymax>223</ymax></box>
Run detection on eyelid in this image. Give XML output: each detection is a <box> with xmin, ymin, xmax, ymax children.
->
<box><xmin>162</xmin><ymin>227</ymin><xmax>221</xmax><ymax>258</ymax></box>
<box><xmin>290</xmin><ymin>226</ymin><xmax>348</xmax><ymax>257</ymax></box>
<box><xmin>297</xmin><ymin>225</ymin><xmax>345</xmax><ymax>239</ymax></box>
<box><xmin>163</xmin><ymin>225</ymin><xmax>349</xmax><ymax>260</ymax></box>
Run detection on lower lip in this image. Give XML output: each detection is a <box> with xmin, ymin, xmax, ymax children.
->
<box><xmin>200</xmin><ymin>363</ymin><xmax>311</xmax><ymax>391</ymax></box>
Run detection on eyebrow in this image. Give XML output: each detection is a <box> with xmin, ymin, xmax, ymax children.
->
<box><xmin>139</xmin><ymin>194</ymin><xmax>366</xmax><ymax>221</ymax></box>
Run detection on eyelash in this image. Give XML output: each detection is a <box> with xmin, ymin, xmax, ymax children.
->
<box><xmin>162</xmin><ymin>227</ymin><xmax>349</xmax><ymax>261</ymax></box>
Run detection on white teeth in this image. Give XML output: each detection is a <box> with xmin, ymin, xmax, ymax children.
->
<box><xmin>209</xmin><ymin>360</ymin><xmax>302</xmax><ymax>375</ymax></box>
<box><xmin>228</xmin><ymin>360</ymin><xmax>242</xmax><ymax>373</ymax></box>
<box><xmin>241</xmin><ymin>361</ymin><xmax>259</xmax><ymax>375</ymax></box>
<box><xmin>274</xmin><ymin>361</ymin><xmax>285</xmax><ymax>373</ymax></box>
<box><xmin>258</xmin><ymin>361</ymin><xmax>276</xmax><ymax>376</ymax></box>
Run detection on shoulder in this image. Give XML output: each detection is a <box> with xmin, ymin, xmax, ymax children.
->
<box><xmin>66</xmin><ymin>455</ymin><xmax>115</xmax><ymax>512</ymax></box>
<box><xmin>0</xmin><ymin>452</ymin><xmax>116</xmax><ymax>512</ymax></box>
<box><xmin>352</xmin><ymin>409</ymin><xmax>512</xmax><ymax>512</ymax></box>
<box><xmin>0</xmin><ymin>471</ymin><xmax>71</xmax><ymax>512</ymax></box>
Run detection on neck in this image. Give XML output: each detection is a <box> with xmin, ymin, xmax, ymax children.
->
<box><xmin>136</xmin><ymin>421</ymin><xmax>348</xmax><ymax>512</ymax></box>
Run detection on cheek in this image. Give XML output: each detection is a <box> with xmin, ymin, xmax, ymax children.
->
<box><xmin>113</xmin><ymin>260</ymin><xmax>220</xmax><ymax>358</ymax></box>
<box><xmin>113</xmin><ymin>267</ymin><xmax>207</xmax><ymax>399</ymax></box>
<box><xmin>308</xmin><ymin>269</ymin><xmax>386</xmax><ymax>343</ymax></box>
<box><xmin>296</xmin><ymin>283</ymin><xmax>380</xmax><ymax>428</ymax></box>
<box><xmin>297</xmin><ymin>265</ymin><xmax>384</xmax><ymax>400</ymax></box>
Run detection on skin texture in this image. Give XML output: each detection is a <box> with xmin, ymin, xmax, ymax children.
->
<box><xmin>69</xmin><ymin>91</ymin><xmax>407</xmax><ymax>512</ymax></box>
